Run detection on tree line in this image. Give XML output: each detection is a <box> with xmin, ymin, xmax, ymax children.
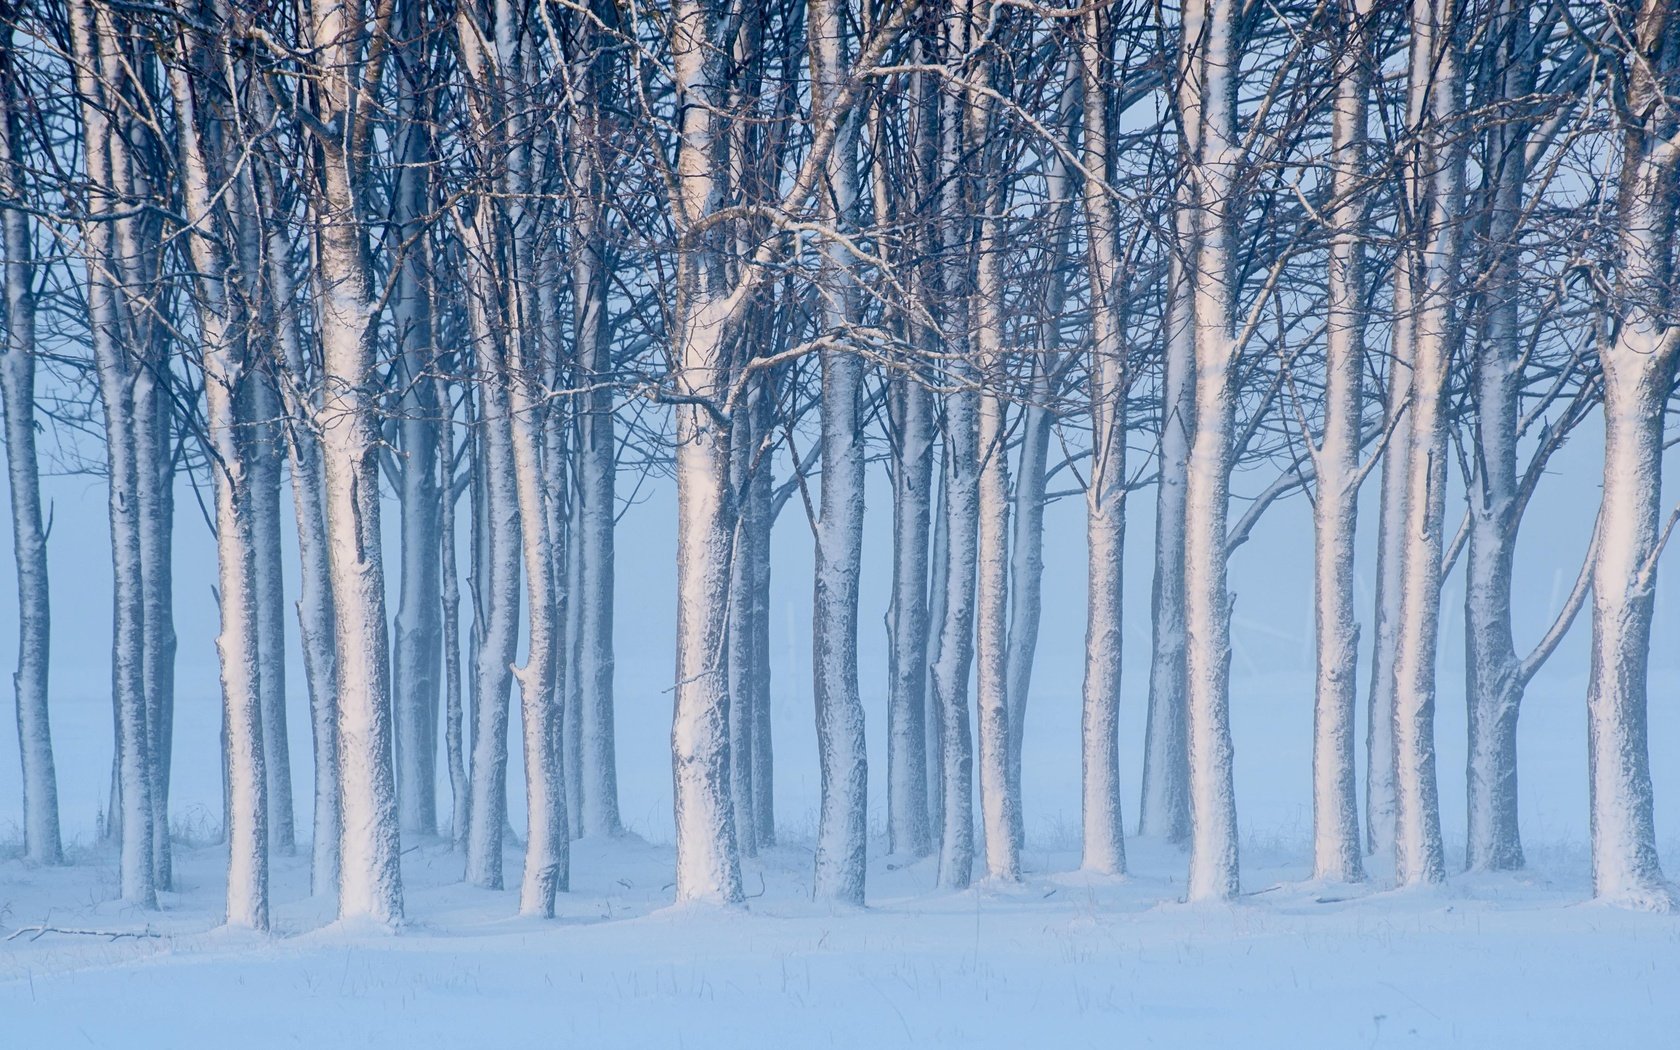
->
<box><xmin>1</xmin><ymin>0</ymin><xmax>1677</xmax><ymax>929</ymax></box>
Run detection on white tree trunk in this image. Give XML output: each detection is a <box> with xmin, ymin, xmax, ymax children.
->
<box><xmin>461</xmin><ymin>221</ymin><xmax>521</xmax><ymax>892</ymax></box>
<box><xmin>301</xmin><ymin>0</ymin><xmax>405</xmax><ymax>922</ymax></box>
<box><xmin>70</xmin><ymin>0</ymin><xmax>155</xmax><ymax>909</ymax></box>
<box><xmin>0</xmin><ymin>40</ymin><xmax>60</xmax><ymax>866</ymax></box>
<box><xmin>1076</xmin><ymin>4</ymin><xmax>1127</xmax><ymax>876</ymax></box>
<box><xmin>1585</xmin><ymin>8</ymin><xmax>1677</xmax><ymax>904</ymax></box>
<box><xmin>1389</xmin><ymin>0</ymin><xmax>1463</xmax><ymax>887</ymax></box>
<box><xmin>167</xmin><ymin>43</ymin><xmax>269</xmax><ymax>928</ymax></box>
<box><xmin>1140</xmin><ymin>230</ymin><xmax>1193</xmax><ymax>846</ymax></box>
<box><xmin>259</xmin><ymin>156</ymin><xmax>341</xmax><ymax>896</ymax></box>
<box><xmin>810</xmin><ymin>0</ymin><xmax>869</xmax><ymax>902</ymax></box>
<box><xmin>1310</xmin><ymin>0</ymin><xmax>1370</xmax><ymax>884</ymax></box>
<box><xmin>888</xmin><ymin>373</ymin><xmax>934</xmax><ymax>858</ymax></box>
<box><xmin>1180</xmin><ymin>0</ymin><xmax>1242</xmax><ymax>901</ymax></box>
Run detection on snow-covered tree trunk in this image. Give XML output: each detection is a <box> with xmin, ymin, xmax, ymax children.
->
<box><xmin>461</xmin><ymin>219</ymin><xmax>520</xmax><ymax>892</ymax></box>
<box><xmin>933</xmin><ymin>369</ymin><xmax>979</xmax><ymax>892</ymax></box>
<box><xmin>505</xmin><ymin>275</ymin><xmax>569</xmax><ymax>919</ymax></box>
<box><xmin>247</xmin><ymin>372</ymin><xmax>293</xmax><ymax>856</ymax></box>
<box><xmin>166</xmin><ymin>40</ymin><xmax>269</xmax><ymax>928</ymax></box>
<box><xmin>887</xmin><ymin>371</ymin><xmax>934</xmax><ymax>858</ymax></box>
<box><xmin>70</xmin><ymin>0</ymin><xmax>155</xmax><ymax>909</ymax></box>
<box><xmin>810</xmin><ymin>0</ymin><xmax>869</xmax><ymax>903</ymax></box>
<box><xmin>1309</xmin><ymin>0</ymin><xmax>1371</xmax><ymax>884</ymax></box>
<box><xmin>1076</xmin><ymin>2</ymin><xmax>1127</xmax><ymax>877</ymax></box>
<box><xmin>666</xmin><ymin>0</ymin><xmax>748</xmax><ymax>906</ymax></box>
<box><xmin>748</xmin><ymin>420</ymin><xmax>778</xmax><ymax>849</ymax></box>
<box><xmin>1179</xmin><ymin>0</ymin><xmax>1243</xmax><ymax>902</ymax></box>
<box><xmin>1584</xmin><ymin>0</ymin><xmax>1677</xmax><ymax>909</ymax></box>
<box><xmin>931</xmin><ymin>5</ymin><xmax>978</xmax><ymax>890</ymax></box>
<box><xmin>727</xmin><ymin>406</ymin><xmax>758</xmax><ymax>857</ymax></box>
<box><xmin>572</xmin><ymin>74</ymin><xmax>621</xmax><ymax>840</ymax></box>
<box><xmin>1462</xmin><ymin>29</ymin><xmax>1526</xmax><ymax>870</ymax></box>
<box><xmin>302</xmin><ymin>0</ymin><xmax>404</xmax><ymax>925</ymax></box>
<box><xmin>1388</xmin><ymin>0</ymin><xmax>1463</xmax><ymax>888</ymax></box>
<box><xmin>391</xmin><ymin>23</ymin><xmax>443</xmax><ymax>839</ymax></box>
<box><xmin>1364</xmin><ymin>292</ymin><xmax>1410</xmax><ymax>859</ymax></box>
<box><xmin>969</xmin><ymin>34</ymin><xmax>1019</xmax><ymax>879</ymax></box>
<box><xmin>134</xmin><ymin>325</ymin><xmax>174</xmax><ymax>892</ymax></box>
<box><xmin>439</xmin><ymin>375</ymin><xmax>469</xmax><ymax>851</ymax></box>
<box><xmin>0</xmin><ymin>34</ymin><xmax>61</xmax><ymax>866</ymax></box>
<box><xmin>925</xmin><ymin>446</ymin><xmax>949</xmax><ymax>837</ymax></box>
<box><xmin>259</xmin><ymin>154</ymin><xmax>341</xmax><ymax>896</ymax></box>
<box><xmin>1003</xmin><ymin>141</ymin><xmax>1068</xmax><ymax>852</ymax></box>
<box><xmin>1140</xmin><ymin>223</ymin><xmax>1193</xmax><ymax>846</ymax></box>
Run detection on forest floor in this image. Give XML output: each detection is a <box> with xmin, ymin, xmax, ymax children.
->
<box><xmin>2</xmin><ymin>830</ymin><xmax>1676</xmax><ymax>1048</ymax></box>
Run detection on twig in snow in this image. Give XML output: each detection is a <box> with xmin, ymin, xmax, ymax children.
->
<box><xmin>6</xmin><ymin>924</ymin><xmax>167</xmax><ymax>943</ymax></box>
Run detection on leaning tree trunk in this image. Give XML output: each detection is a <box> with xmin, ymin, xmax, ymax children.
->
<box><xmin>0</xmin><ymin>35</ymin><xmax>61</xmax><ymax>865</ymax></box>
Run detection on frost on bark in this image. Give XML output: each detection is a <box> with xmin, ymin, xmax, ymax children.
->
<box><xmin>810</xmin><ymin>0</ymin><xmax>869</xmax><ymax>903</ymax></box>
<box><xmin>299</xmin><ymin>0</ymin><xmax>405</xmax><ymax>925</ymax></box>
<box><xmin>70</xmin><ymin>0</ymin><xmax>155</xmax><ymax>909</ymax></box>
<box><xmin>1584</xmin><ymin>0</ymin><xmax>1678</xmax><ymax>910</ymax></box>
<box><xmin>887</xmin><ymin>369</ymin><xmax>934</xmax><ymax>859</ymax></box>
<box><xmin>1179</xmin><ymin>0</ymin><xmax>1241</xmax><ymax>901</ymax></box>
<box><xmin>879</xmin><ymin>52</ymin><xmax>937</xmax><ymax>861</ymax></box>
<box><xmin>970</xmin><ymin>33</ymin><xmax>1019</xmax><ymax>880</ymax></box>
<box><xmin>0</xmin><ymin>31</ymin><xmax>60</xmax><ymax>866</ymax></box>
<box><xmin>1307</xmin><ymin>0</ymin><xmax>1371</xmax><ymax>884</ymax></box>
<box><xmin>1140</xmin><ymin>221</ymin><xmax>1193</xmax><ymax>847</ymax></box>
<box><xmin>930</xmin><ymin>5</ymin><xmax>978</xmax><ymax>891</ymax></box>
<box><xmin>1388</xmin><ymin>0</ymin><xmax>1465</xmax><ymax>888</ymax></box>
<box><xmin>256</xmin><ymin>150</ymin><xmax>341</xmax><ymax>896</ymax></box>
<box><xmin>1076</xmin><ymin>2</ymin><xmax>1127</xmax><ymax>877</ymax></box>
<box><xmin>248</xmin><ymin>367</ymin><xmax>293</xmax><ymax>857</ymax></box>
<box><xmin>164</xmin><ymin>23</ymin><xmax>270</xmax><ymax>927</ymax></box>
<box><xmin>439</xmin><ymin>372</ymin><xmax>469</xmax><ymax>851</ymax></box>
<box><xmin>460</xmin><ymin>218</ymin><xmax>520</xmax><ymax>893</ymax></box>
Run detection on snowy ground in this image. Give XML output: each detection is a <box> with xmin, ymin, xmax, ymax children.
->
<box><xmin>4</xmin><ymin>830</ymin><xmax>1678</xmax><ymax>1048</ymax></box>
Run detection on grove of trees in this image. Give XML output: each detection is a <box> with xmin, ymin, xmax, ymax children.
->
<box><xmin>2</xmin><ymin>0</ymin><xmax>1678</xmax><ymax>929</ymax></box>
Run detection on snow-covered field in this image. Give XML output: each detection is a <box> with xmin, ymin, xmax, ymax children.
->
<box><xmin>5</xmin><ymin>462</ymin><xmax>1680</xmax><ymax>1046</ymax></box>
<box><xmin>13</xmin><ymin>652</ymin><xmax>1680</xmax><ymax>1047</ymax></box>
<box><xmin>5</xmin><ymin>830</ymin><xmax>1678</xmax><ymax>1048</ymax></box>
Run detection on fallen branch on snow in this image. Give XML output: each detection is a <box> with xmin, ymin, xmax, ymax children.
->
<box><xmin>6</xmin><ymin>924</ymin><xmax>167</xmax><ymax>943</ymax></box>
